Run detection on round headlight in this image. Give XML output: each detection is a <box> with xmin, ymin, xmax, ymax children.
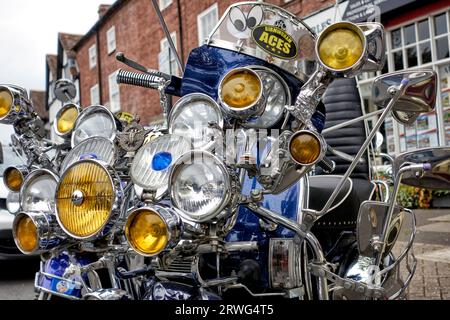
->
<box><xmin>125</xmin><ymin>206</ymin><xmax>182</xmax><ymax>257</ymax></box>
<box><xmin>71</xmin><ymin>105</ymin><xmax>117</xmax><ymax>147</ymax></box>
<box><xmin>130</xmin><ymin>134</ymin><xmax>191</xmax><ymax>200</ymax></box>
<box><xmin>3</xmin><ymin>166</ymin><xmax>28</xmax><ymax>192</ymax></box>
<box><xmin>6</xmin><ymin>191</ymin><xmax>20</xmax><ymax>214</ymax></box>
<box><xmin>0</xmin><ymin>86</ymin><xmax>14</xmax><ymax>120</ymax></box>
<box><xmin>54</xmin><ymin>103</ymin><xmax>80</xmax><ymax>137</ymax></box>
<box><xmin>218</xmin><ymin>68</ymin><xmax>265</xmax><ymax>119</ymax></box>
<box><xmin>169</xmin><ymin>93</ymin><xmax>223</xmax><ymax>150</ymax></box>
<box><xmin>13</xmin><ymin>213</ymin><xmax>38</xmax><ymax>254</ymax></box>
<box><xmin>317</xmin><ymin>22</ymin><xmax>366</xmax><ymax>73</ymax></box>
<box><xmin>289</xmin><ymin>130</ymin><xmax>325</xmax><ymax>166</ymax></box>
<box><xmin>60</xmin><ymin>136</ymin><xmax>116</xmax><ymax>174</ymax></box>
<box><xmin>56</xmin><ymin>160</ymin><xmax>121</xmax><ymax>239</ymax></box>
<box><xmin>169</xmin><ymin>151</ymin><xmax>237</xmax><ymax>223</ymax></box>
<box><xmin>20</xmin><ymin>169</ymin><xmax>58</xmax><ymax>213</ymax></box>
<box><xmin>243</xmin><ymin>67</ymin><xmax>290</xmax><ymax>129</ymax></box>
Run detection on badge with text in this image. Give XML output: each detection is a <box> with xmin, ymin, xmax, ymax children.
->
<box><xmin>252</xmin><ymin>24</ymin><xmax>298</xmax><ymax>60</ymax></box>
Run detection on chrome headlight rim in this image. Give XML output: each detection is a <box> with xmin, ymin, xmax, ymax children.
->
<box><xmin>316</xmin><ymin>21</ymin><xmax>368</xmax><ymax>76</ymax></box>
<box><xmin>19</xmin><ymin>169</ymin><xmax>59</xmax><ymax>213</ymax></box>
<box><xmin>60</xmin><ymin>136</ymin><xmax>117</xmax><ymax>175</ymax></box>
<box><xmin>218</xmin><ymin>67</ymin><xmax>266</xmax><ymax>119</ymax></box>
<box><xmin>71</xmin><ymin>105</ymin><xmax>117</xmax><ymax>148</ymax></box>
<box><xmin>169</xmin><ymin>150</ymin><xmax>236</xmax><ymax>223</ymax></box>
<box><xmin>242</xmin><ymin>66</ymin><xmax>290</xmax><ymax>129</ymax></box>
<box><xmin>168</xmin><ymin>93</ymin><xmax>224</xmax><ymax>151</ymax></box>
<box><xmin>288</xmin><ymin>130</ymin><xmax>327</xmax><ymax>166</ymax></box>
<box><xmin>55</xmin><ymin>159</ymin><xmax>122</xmax><ymax>241</ymax></box>
<box><xmin>3</xmin><ymin>165</ymin><xmax>29</xmax><ymax>192</ymax></box>
<box><xmin>54</xmin><ymin>103</ymin><xmax>81</xmax><ymax>138</ymax></box>
<box><xmin>0</xmin><ymin>85</ymin><xmax>27</xmax><ymax>124</ymax></box>
<box><xmin>125</xmin><ymin>205</ymin><xmax>183</xmax><ymax>257</ymax></box>
<box><xmin>130</xmin><ymin>134</ymin><xmax>192</xmax><ymax>201</ymax></box>
<box><xmin>12</xmin><ymin>211</ymin><xmax>63</xmax><ymax>255</ymax></box>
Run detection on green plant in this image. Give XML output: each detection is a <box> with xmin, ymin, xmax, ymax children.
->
<box><xmin>432</xmin><ymin>189</ymin><xmax>450</xmax><ymax>198</ymax></box>
<box><xmin>397</xmin><ymin>185</ymin><xmax>419</xmax><ymax>209</ymax></box>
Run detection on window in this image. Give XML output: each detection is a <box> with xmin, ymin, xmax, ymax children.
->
<box><xmin>107</xmin><ymin>26</ymin><xmax>116</xmax><ymax>55</ymax></box>
<box><xmin>159</xmin><ymin>32</ymin><xmax>179</xmax><ymax>76</ymax></box>
<box><xmin>197</xmin><ymin>3</ymin><xmax>219</xmax><ymax>46</ymax></box>
<box><xmin>108</xmin><ymin>71</ymin><xmax>121</xmax><ymax>113</ymax></box>
<box><xmin>159</xmin><ymin>0</ymin><xmax>172</xmax><ymax>11</ymax></box>
<box><xmin>90</xmin><ymin>84</ymin><xmax>100</xmax><ymax>105</ymax></box>
<box><xmin>89</xmin><ymin>44</ymin><xmax>97</xmax><ymax>69</ymax></box>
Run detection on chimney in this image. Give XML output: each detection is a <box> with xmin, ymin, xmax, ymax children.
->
<box><xmin>98</xmin><ymin>4</ymin><xmax>111</xmax><ymax>19</ymax></box>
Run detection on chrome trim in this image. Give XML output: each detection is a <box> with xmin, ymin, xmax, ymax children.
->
<box><xmin>3</xmin><ymin>165</ymin><xmax>29</xmax><ymax>192</ymax></box>
<box><xmin>83</xmin><ymin>289</ymin><xmax>133</xmax><ymax>300</ymax></box>
<box><xmin>125</xmin><ymin>205</ymin><xmax>183</xmax><ymax>257</ymax></box>
<box><xmin>55</xmin><ymin>159</ymin><xmax>123</xmax><ymax>241</ymax></box>
<box><xmin>19</xmin><ymin>168</ymin><xmax>59</xmax><ymax>212</ymax></box>
<box><xmin>288</xmin><ymin>130</ymin><xmax>327</xmax><ymax>166</ymax></box>
<box><xmin>268</xmin><ymin>238</ymin><xmax>302</xmax><ymax>289</ymax></box>
<box><xmin>53</xmin><ymin>103</ymin><xmax>81</xmax><ymax>138</ymax></box>
<box><xmin>0</xmin><ymin>85</ymin><xmax>31</xmax><ymax>124</ymax></box>
<box><xmin>218</xmin><ymin>67</ymin><xmax>266</xmax><ymax>120</ymax></box>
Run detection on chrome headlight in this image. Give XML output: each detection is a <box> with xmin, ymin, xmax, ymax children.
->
<box><xmin>130</xmin><ymin>134</ymin><xmax>191</xmax><ymax>200</ymax></box>
<box><xmin>125</xmin><ymin>205</ymin><xmax>182</xmax><ymax>257</ymax></box>
<box><xmin>169</xmin><ymin>150</ymin><xmax>239</xmax><ymax>223</ymax></box>
<box><xmin>54</xmin><ymin>103</ymin><xmax>80</xmax><ymax>138</ymax></box>
<box><xmin>55</xmin><ymin>160</ymin><xmax>122</xmax><ymax>240</ymax></box>
<box><xmin>0</xmin><ymin>85</ymin><xmax>28</xmax><ymax>124</ymax></box>
<box><xmin>243</xmin><ymin>67</ymin><xmax>290</xmax><ymax>129</ymax></box>
<box><xmin>218</xmin><ymin>68</ymin><xmax>266</xmax><ymax>119</ymax></box>
<box><xmin>20</xmin><ymin>169</ymin><xmax>58</xmax><ymax>213</ymax></box>
<box><xmin>169</xmin><ymin>93</ymin><xmax>223</xmax><ymax>150</ymax></box>
<box><xmin>6</xmin><ymin>191</ymin><xmax>20</xmax><ymax>214</ymax></box>
<box><xmin>71</xmin><ymin>105</ymin><xmax>117</xmax><ymax>147</ymax></box>
<box><xmin>3</xmin><ymin>166</ymin><xmax>28</xmax><ymax>192</ymax></box>
<box><xmin>60</xmin><ymin>136</ymin><xmax>116</xmax><ymax>174</ymax></box>
<box><xmin>13</xmin><ymin>211</ymin><xmax>64</xmax><ymax>255</ymax></box>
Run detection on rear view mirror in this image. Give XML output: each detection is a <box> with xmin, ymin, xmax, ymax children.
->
<box><xmin>54</xmin><ymin>79</ymin><xmax>77</xmax><ymax>103</ymax></box>
<box><xmin>372</xmin><ymin>70</ymin><xmax>437</xmax><ymax>124</ymax></box>
<box><xmin>394</xmin><ymin>147</ymin><xmax>450</xmax><ymax>190</ymax></box>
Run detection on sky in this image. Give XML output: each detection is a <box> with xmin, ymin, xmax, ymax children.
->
<box><xmin>0</xmin><ymin>0</ymin><xmax>116</xmax><ymax>92</ymax></box>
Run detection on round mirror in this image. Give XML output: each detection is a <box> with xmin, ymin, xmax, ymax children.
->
<box><xmin>54</xmin><ymin>79</ymin><xmax>77</xmax><ymax>103</ymax></box>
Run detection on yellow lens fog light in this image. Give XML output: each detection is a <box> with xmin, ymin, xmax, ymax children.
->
<box><xmin>56</xmin><ymin>160</ymin><xmax>121</xmax><ymax>239</ymax></box>
<box><xmin>0</xmin><ymin>87</ymin><xmax>13</xmax><ymax>119</ymax></box>
<box><xmin>317</xmin><ymin>22</ymin><xmax>365</xmax><ymax>72</ymax></box>
<box><xmin>219</xmin><ymin>68</ymin><xmax>265</xmax><ymax>119</ymax></box>
<box><xmin>13</xmin><ymin>214</ymin><xmax>38</xmax><ymax>254</ymax></box>
<box><xmin>289</xmin><ymin>131</ymin><xmax>325</xmax><ymax>165</ymax></box>
<box><xmin>56</xmin><ymin>104</ymin><xmax>79</xmax><ymax>136</ymax></box>
<box><xmin>125</xmin><ymin>207</ymin><xmax>182</xmax><ymax>257</ymax></box>
<box><xmin>3</xmin><ymin>166</ymin><xmax>26</xmax><ymax>192</ymax></box>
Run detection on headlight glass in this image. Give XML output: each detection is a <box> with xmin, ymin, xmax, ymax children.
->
<box><xmin>6</xmin><ymin>192</ymin><xmax>20</xmax><ymax>214</ymax></box>
<box><xmin>318</xmin><ymin>23</ymin><xmax>364</xmax><ymax>71</ymax></box>
<box><xmin>126</xmin><ymin>208</ymin><xmax>168</xmax><ymax>256</ymax></box>
<box><xmin>60</xmin><ymin>136</ymin><xmax>116</xmax><ymax>174</ymax></box>
<box><xmin>3</xmin><ymin>167</ymin><xmax>25</xmax><ymax>192</ymax></box>
<box><xmin>56</xmin><ymin>104</ymin><xmax>79</xmax><ymax>136</ymax></box>
<box><xmin>243</xmin><ymin>68</ymin><xmax>289</xmax><ymax>128</ymax></box>
<box><xmin>131</xmin><ymin>134</ymin><xmax>191</xmax><ymax>200</ymax></box>
<box><xmin>169</xmin><ymin>93</ymin><xmax>223</xmax><ymax>150</ymax></box>
<box><xmin>14</xmin><ymin>214</ymin><xmax>38</xmax><ymax>253</ymax></box>
<box><xmin>170</xmin><ymin>151</ymin><xmax>230</xmax><ymax>223</ymax></box>
<box><xmin>220</xmin><ymin>68</ymin><xmax>262</xmax><ymax>109</ymax></box>
<box><xmin>71</xmin><ymin>106</ymin><xmax>116</xmax><ymax>147</ymax></box>
<box><xmin>289</xmin><ymin>131</ymin><xmax>323</xmax><ymax>165</ymax></box>
<box><xmin>20</xmin><ymin>169</ymin><xmax>58</xmax><ymax>213</ymax></box>
<box><xmin>56</xmin><ymin>161</ymin><xmax>115</xmax><ymax>239</ymax></box>
<box><xmin>0</xmin><ymin>87</ymin><xmax>13</xmax><ymax>119</ymax></box>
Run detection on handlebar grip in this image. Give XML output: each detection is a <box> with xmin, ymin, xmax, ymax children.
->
<box><xmin>116</xmin><ymin>69</ymin><xmax>162</xmax><ymax>90</ymax></box>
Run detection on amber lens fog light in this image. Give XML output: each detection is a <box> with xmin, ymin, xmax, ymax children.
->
<box><xmin>125</xmin><ymin>208</ymin><xmax>168</xmax><ymax>256</ymax></box>
<box><xmin>289</xmin><ymin>131</ymin><xmax>323</xmax><ymax>165</ymax></box>
<box><xmin>4</xmin><ymin>167</ymin><xmax>24</xmax><ymax>192</ymax></box>
<box><xmin>14</xmin><ymin>214</ymin><xmax>38</xmax><ymax>254</ymax></box>
<box><xmin>220</xmin><ymin>68</ymin><xmax>262</xmax><ymax>110</ymax></box>
<box><xmin>56</xmin><ymin>104</ymin><xmax>79</xmax><ymax>135</ymax></box>
<box><xmin>318</xmin><ymin>22</ymin><xmax>365</xmax><ymax>71</ymax></box>
<box><xmin>0</xmin><ymin>87</ymin><xmax>13</xmax><ymax>119</ymax></box>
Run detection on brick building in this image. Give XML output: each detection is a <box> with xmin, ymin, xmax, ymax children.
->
<box><xmin>69</xmin><ymin>0</ymin><xmax>334</xmax><ymax>125</ymax></box>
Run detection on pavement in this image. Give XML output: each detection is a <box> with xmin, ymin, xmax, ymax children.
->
<box><xmin>0</xmin><ymin>209</ymin><xmax>448</xmax><ymax>300</ymax></box>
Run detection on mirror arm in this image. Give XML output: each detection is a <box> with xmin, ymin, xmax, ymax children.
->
<box><xmin>322</xmin><ymin>109</ymin><xmax>385</xmax><ymax>135</ymax></box>
<box><xmin>316</xmin><ymin>81</ymin><xmax>408</xmax><ymax>217</ymax></box>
